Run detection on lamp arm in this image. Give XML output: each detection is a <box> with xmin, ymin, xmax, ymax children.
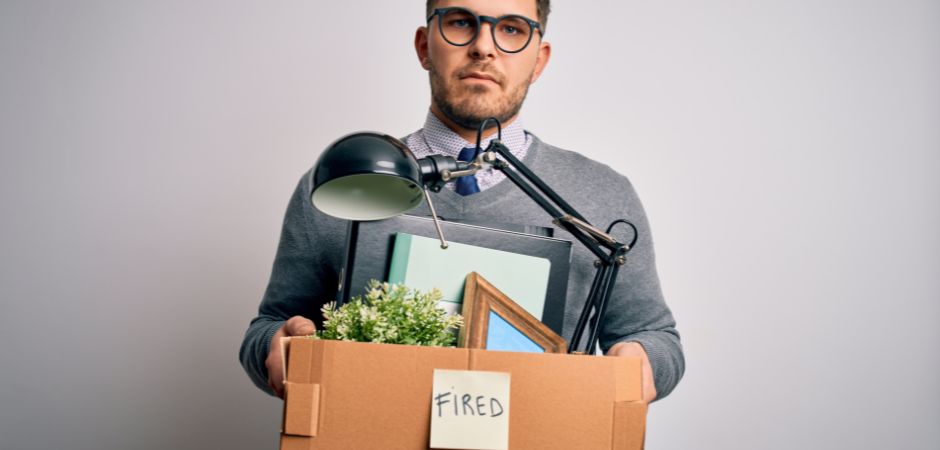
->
<box><xmin>485</xmin><ymin>141</ymin><xmax>624</xmax><ymax>258</ymax></box>
<box><xmin>489</xmin><ymin>159</ymin><xmax>618</xmax><ymax>353</ymax></box>
<box><xmin>483</xmin><ymin>140</ymin><xmax>639</xmax><ymax>354</ymax></box>
<box><xmin>580</xmin><ymin>249</ymin><xmax>628</xmax><ymax>354</ymax></box>
<box><xmin>492</xmin><ymin>159</ymin><xmax>612</xmax><ymax>262</ymax></box>
<box><xmin>557</xmin><ymin>215</ymin><xmax>629</xmax><ymax>251</ymax></box>
<box><xmin>570</xmin><ymin>261</ymin><xmax>618</xmax><ymax>353</ymax></box>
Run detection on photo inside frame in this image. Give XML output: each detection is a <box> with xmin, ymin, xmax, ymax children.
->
<box><xmin>486</xmin><ymin>310</ymin><xmax>546</xmax><ymax>353</ymax></box>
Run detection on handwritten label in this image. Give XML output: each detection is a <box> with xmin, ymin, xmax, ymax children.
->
<box><xmin>430</xmin><ymin>369</ymin><xmax>511</xmax><ymax>450</ymax></box>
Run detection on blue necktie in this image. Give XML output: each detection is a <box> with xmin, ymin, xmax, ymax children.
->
<box><xmin>455</xmin><ymin>147</ymin><xmax>481</xmax><ymax>196</ymax></box>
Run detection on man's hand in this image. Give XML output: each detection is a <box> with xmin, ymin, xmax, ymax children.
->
<box><xmin>608</xmin><ymin>341</ymin><xmax>657</xmax><ymax>403</ymax></box>
<box><xmin>265</xmin><ymin>316</ymin><xmax>316</xmax><ymax>399</ymax></box>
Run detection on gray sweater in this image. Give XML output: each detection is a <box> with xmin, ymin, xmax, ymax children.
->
<box><xmin>239</xmin><ymin>135</ymin><xmax>684</xmax><ymax>400</ymax></box>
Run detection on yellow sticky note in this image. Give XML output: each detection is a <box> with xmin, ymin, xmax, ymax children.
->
<box><xmin>430</xmin><ymin>369</ymin><xmax>511</xmax><ymax>450</ymax></box>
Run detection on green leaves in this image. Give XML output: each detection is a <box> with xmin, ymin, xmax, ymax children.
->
<box><xmin>319</xmin><ymin>280</ymin><xmax>463</xmax><ymax>347</ymax></box>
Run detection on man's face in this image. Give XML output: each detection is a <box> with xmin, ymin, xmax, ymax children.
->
<box><xmin>416</xmin><ymin>0</ymin><xmax>551</xmax><ymax>131</ymax></box>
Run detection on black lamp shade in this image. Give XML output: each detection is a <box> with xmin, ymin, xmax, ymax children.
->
<box><xmin>310</xmin><ymin>132</ymin><xmax>425</xmax><ymax>221</ymax></box>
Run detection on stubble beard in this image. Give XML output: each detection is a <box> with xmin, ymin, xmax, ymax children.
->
<box><xmin>429</xmin><ymin>61</ymin><xmax>532</xmax><ymax>131</ymax></box>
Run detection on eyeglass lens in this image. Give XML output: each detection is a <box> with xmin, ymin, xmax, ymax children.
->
<box><xmin>439</xmin><ymin>9</ymin><xmax>534</xmax><ymax>53</ymax></box>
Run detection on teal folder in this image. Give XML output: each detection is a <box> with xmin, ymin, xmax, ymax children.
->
<box><xmin>388</xmin><ymin>233</ymin><xmax>551</xmax><ymax>319</ymax></box>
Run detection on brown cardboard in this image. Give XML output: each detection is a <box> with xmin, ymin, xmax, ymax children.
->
<box><xmin>283</xmin><ymin>382</ymin><xmax>319</xmax><ymax>437</ymax></box>
<box><xmin>281</xmin><ymin>338</ymin><xmax>647</xmax><ymax>450</ymax></box>
<box><xmin>613</xmin><ymin>402</ymin><xmax>648</xmax><ymax>450</ymax></box>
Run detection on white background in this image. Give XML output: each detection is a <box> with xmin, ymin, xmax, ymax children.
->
<box><xmin>1</xmin><ymin>1</ymin><xmax>937</xmax><ymax>449</ymax></box>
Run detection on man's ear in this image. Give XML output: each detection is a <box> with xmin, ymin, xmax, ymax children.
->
<box><xmin>415</xmin><ymin>26</ymin><xmax>431</xmax><ymax>71</ymax></box>
<box><xmin>530</xmin><ymin>40</ymin><xmax>552</xmax><ymax>83</ymax></box>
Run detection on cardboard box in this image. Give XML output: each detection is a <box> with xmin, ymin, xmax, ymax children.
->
<box><xmin>280</xmin><ymin>338</ymin><xmax>647</xmax><ymax>450</ymax></box>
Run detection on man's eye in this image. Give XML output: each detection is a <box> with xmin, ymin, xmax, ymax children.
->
<box><xmin>502</xmin><ymin>25</ymin><xmax>519</xmax><ymax>35</ymax></box>
<box><xmin>449</xmin><ymin>19</ymin><xmax>472</xmax><ymax>28</ymax></box>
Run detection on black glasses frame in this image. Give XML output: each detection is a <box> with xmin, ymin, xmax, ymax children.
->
<box><xmin>426</xmin><ymin>7</ymin><xmax>544</xmax><ymax>54</ymax></box>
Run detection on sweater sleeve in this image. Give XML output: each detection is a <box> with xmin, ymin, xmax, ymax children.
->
<box><xmin>238</xmin><ymin>171</ymin><xmax>347</xmax><ymax>395</ymax></box>
<box><xmin>597</xmin><ymin>177</ymin><xmax>685</xmax><ymax>401</ymax></box>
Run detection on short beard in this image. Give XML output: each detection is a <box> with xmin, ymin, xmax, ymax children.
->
<box><xmin>429</xmin><ymin>60</ymin><xmax>531</xmax><ymax>131</ymax></box>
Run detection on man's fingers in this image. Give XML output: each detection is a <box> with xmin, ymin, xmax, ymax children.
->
<box><xmin>608</xmin><ymin>341</ymin><xmax>657</xmax><ymax>403</ymax></box>
<box><xmin>265</xmin><ymin>338</ymin><xmax>286</xmax><ymax>399</ymax></box>
<box><xmin>268</xmin><ymin>376</ymin><xmax>284</xmax><ymax>398</ymax></box>
<box><xmin>284</xmin><ymin>315</ymin><xmax>316</xmax><ymax>336</ymax></box>
<box><xmin>266</xmin><ymin>317</ymin><xmax>314</xmax><ymax>399</ymax></box>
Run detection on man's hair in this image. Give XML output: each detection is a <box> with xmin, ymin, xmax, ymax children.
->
<box><xmin>425</xmin><ymin>0</ymin><xmax>551</xmax><ymax>33</ymax></box>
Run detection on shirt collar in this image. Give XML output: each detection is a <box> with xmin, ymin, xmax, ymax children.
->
<box><xmin>421</xmin><ymin>110</ymin><xmax>528</xmax><ymax>158</ymax></box>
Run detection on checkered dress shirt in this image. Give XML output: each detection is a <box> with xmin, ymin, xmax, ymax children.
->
<box><xmin>404</xmin><ymin>111</ymin><xmax>532</xmax><ymax>192</ymax></box>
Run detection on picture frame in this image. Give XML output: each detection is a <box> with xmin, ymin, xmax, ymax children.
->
<box><xmin>459</xmin><ymin>272</ymin><xmax>567</xmax><ymax>354</ymax></box>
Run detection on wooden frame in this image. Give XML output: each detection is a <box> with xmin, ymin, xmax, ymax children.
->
<box><xmin>459</xmin><ymin>272</ymin><xmax>567</xmax><ymax>353</ymax></box>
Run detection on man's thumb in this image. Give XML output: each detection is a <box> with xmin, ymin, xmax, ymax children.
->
<box><xmin>284</xmin><ymin>316</ymin><xmax>316</xmax><ymax>336</ymax></box>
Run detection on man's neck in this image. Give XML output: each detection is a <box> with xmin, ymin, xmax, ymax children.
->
<box><xmin>429</xmin><ymin>105</ymin><xmax>519</xmax><ymax>144</ymax></box>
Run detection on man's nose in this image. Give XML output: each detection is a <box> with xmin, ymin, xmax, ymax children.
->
<box><xmin>468</xmin><ymin>22</ymin><xmax>497</xmax><ymax>59</ymax></box>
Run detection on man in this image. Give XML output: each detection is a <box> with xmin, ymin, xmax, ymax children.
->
<box><xmin>240</xmin><ymin>0</ymin><xmax>684</xmax><ymax>404</ymax></box>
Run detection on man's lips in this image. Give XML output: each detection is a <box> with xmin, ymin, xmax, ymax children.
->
<box><xmin>460</xmin><ymin>71</ymin><xmax>500</xmax><ymax>84</ymax></box>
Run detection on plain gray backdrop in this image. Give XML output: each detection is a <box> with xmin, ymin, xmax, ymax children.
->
<box><xmin>1</xmin><ymin>1</ymin><xmax>938</xmax><ymax>449</ymax></box>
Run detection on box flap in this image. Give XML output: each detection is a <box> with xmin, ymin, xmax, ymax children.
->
<box><xmin>612</xmin><ymin>401</ymin><xmax>647</xmax><ymax>450</ymax></box>
<box><xmin>283</xmin><ymin>382</ymin><xmax>320</xmax><ymax>437</ymax></box>
<box><xmin>279</xmin><ymin>434</ymin><xmax>310</xmax><ymax>450</ymax></box>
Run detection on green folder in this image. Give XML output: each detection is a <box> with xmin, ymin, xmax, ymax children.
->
<box><xmin>388</xmin><ymin>233</ymin><xmax>551</xmax><ymax>319</ymax></box>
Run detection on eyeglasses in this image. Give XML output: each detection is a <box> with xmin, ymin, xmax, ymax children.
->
<box><xmin>427</xmin><ymin>7</ymin><xmax>543</xmax><ymax>54</ymax></box>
